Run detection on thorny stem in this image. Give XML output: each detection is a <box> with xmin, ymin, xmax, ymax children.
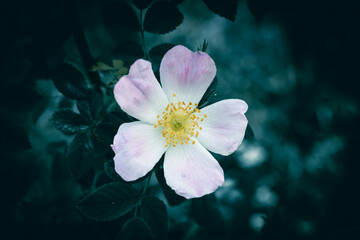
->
<box><xmin>139</xmin><ymin>9</ymin><xmax>149</xmax><ymax>60</ymax></box>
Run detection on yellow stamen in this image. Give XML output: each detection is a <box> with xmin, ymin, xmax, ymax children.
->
<box><xmin>154</xmin><ymin>94</ymin><xmax>206</xmax><ymax>147</ymax></box>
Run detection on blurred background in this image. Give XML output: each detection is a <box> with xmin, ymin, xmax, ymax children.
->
<box><xmin>1</xmin><ymin>0</ymin><xmax>359</xmax><ymax>239</ymax></box>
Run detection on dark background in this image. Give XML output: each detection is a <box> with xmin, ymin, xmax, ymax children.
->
<box><xmin>1</xmin><ymin>0</ymin><xmax>359</xmax><ymax>239</ymax></box>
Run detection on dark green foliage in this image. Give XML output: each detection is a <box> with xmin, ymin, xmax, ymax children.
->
<box><xmin>104</xmin><ymin>160</ymin><xmax>123</xmax><ymax>182</ymax></box>
<box><xmin>149</xmin><ymin>43</ymin><xmax>176</xmax><ymax>71</ymax></box>
<box><xmin>113</xmin><ymin>41</ymin><xmax>145</xmax><ymax>66</ymax></box>
<box><xmin>51</xmin><ymin>63</ymin><xmax>89</xmax><ymax>100</ymax></box>
<box><xmin>92</xmin><ymin>122</ymin><xmax>119</xmax><ymax>156</ymax></box>
<box><xmin>77</xmin><ymin>182</ymin><xmax>141</xmax><ymax>221</ymax></box>
<box><xmin>244</xmin><ymin>124</ymin><xmax>255</xmax><ymax>140</ymax></box>
<box><xmin>4</xmin><ymin>0</ymin><xmax>360</xmax><ymax>239</ymax></box>
<box><xmin>202</xmin><ymin>0</ymin><xmax>238</xmax><ymax>21</ymax></box>
<box><xmin>24</xmin><ymin>30</ymin><xmax>68</xmax><ymax>70</ymax></box>
<box><xmin>66</xmin><ymin>132</ymin><xmax>95</xmax><ymax>179</ymax></box>
<box><xmin>102</xmin><ymin>2</ymin><xmax>140</xmax><ymax>32</ymax></box>
<box><xmin>198</xmin><ymin>77</ymin><xmax>218</xmax><ymax>108</ymax></box>
<box><xmin>190</xmin><ymin>194</ymin><xmax>225</xmax><ymax>236</ymax></box>
<box><xmin>155</xmin><ymin>166</ymin><xmax>186</xmax><ymax>206</ymax></box>
<box><xmin>95</xmin><ymin>172</ymin><xmax>114</xmax><ymax>188</ymax></box>
<box><xmin>140</xmin><ymin>196</ymin><xmax>168</xmax><ymax>240</ymax></box>
<box><xmin>76</xmin><ymin>91</ymin><xmax>104</xmax><ymax>121</ymax></box>
<box><xmin>50</xmin><ymin>109</ymin><xmax>91</xmax><ymax>135</ymax></box>
<box><xmin>108</xmin><ymin>108</ymin><xmax>133</xmax><ymax>125</ymax></box>
<box><xmin>98</xmin><ymin>70</ymin><xmax>119</xmax><ymax>86</ymax></box>
<box><xmin>133</xmin><ymin>0</ymin><xmax>153</xmax><ymax>10</ymax></box>
<box><xmin>119</xmin><ymin>217</ymin><xmax>155</xmax><ymax>240</ymax></box>
<box><xmin>144</xmin><ymin>1</ymin><xmax>184</xmax><ymax>34</ymax></box>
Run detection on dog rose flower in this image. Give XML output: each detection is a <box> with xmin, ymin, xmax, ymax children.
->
<box><xmin>111</xmin><ymin>45</ymin><xmax>248</xmax><ymax>199</ymax></box>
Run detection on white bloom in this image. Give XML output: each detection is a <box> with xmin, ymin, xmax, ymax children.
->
<box><xmin>111</xmin><ymin>45</ymin><xmax>248</xmax><ymax>199</ymax></box>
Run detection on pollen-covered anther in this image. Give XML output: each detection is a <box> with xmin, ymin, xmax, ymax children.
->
<box><xmin>155</xmin><ymin>94</ymin><xmax>207</xmax><ymax>147</ymax></box>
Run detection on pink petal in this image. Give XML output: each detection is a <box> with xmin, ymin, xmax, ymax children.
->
<box><xmin>163</xmin><ymin>141</ymin><xmax>224</xmax><ymax>199</ymax></box>
<box><xmin>111</xmin><ymin>121</ymin><xmax>167</xmax><ymax>181</ymax></box>
<box><xmin>114</xmin><ymin>59</ymin><xmax>169</xmax><ymax>124</ymax></box>
<box><xmin>197</xmin><ymin>99</ymin><xmax>248</xmax><ymax>156</ymax></box>
<box><xmin>160</xmin><ymin>45</ymin><xmax>216</xmax><ymax>104</ymax></box>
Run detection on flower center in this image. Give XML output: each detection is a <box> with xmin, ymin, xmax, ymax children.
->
<box><xmin>154</xmin><ymin>93</ymin><xmax>207</xmax><ymax>147</ymax></box>
<box><xmin>169</xmin><ymin>116</ymin><xmax>185</xmax><ymax>131</ymax></box>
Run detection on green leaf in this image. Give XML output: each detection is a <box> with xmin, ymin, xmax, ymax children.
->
<box><xmin>76</xmin><ymin>90</ymin><xmax>103</xmax><ymax>121</ymax></box>
<box><xmin>113</xmin><ymin>41</ymin><xmax>144</xmax><ymax>66</ymax></box>
<box><xmin>198</xmin><ymin>77</ymin><xmax>218</xmax><ymax>108</ymax></box>
<box><xmin>133</xmin><ymin>0</ymin><xmax>153</xmax><ymax>10</ymax></box>
<box><xmin>103</xmin><ymin>2</ymin><xmax>140</xmax><ymax>32</ymax></box>
<box><xmin>66</xmin><ymin>132</ymin><xmax>95</xmax><ymax>179</ymax></box>
<box><xmin>144</xmin><ymin>1</ymin><xmax>183</xmax><ymax>34</ymax></box>
<box><xmin>77</xmin><ymin>182</ymin><xmax>140</xmax><ymax>221</ymax></box>
<box><xmin>155</xmin><ymin>166</ymin><xmax>186</xmax><ymax>206</ymax></box>
<box><xmin>202</xmin><ymin>0</ymin><xmax>238</xmax><ymax>21</ymax></box>
<box><xmin>140</xmin><ymin>196</ymin><xmax>168</xmax><ymax>240</ymax></box>
<box><xmin>104</xmin><ymin>160</ymin><xmax>123</xmax><ymax>182</ymax></box>
<box><xmin>149</xmin><ymin>43</ymin><xmax>176</xmax><ymax>71</ymax></box>
<box><xmin>92</xmin><ymin>122</ymin><xmax>119</xmax><ymax>155</ymax></box>
<box><xmin>108</xmin><ymin>109</ymin><xmax>132</xmax><ymax>125</ymax></box>
<box><xmin>50</xmin><ymin>109</ymin><xmax>90</xmax><ymax>135</ymax></box>
<box><xmin>95</xmin><ymin>172</ymin><xmax>113</xmax><ymax>188</ymax></box>
<box><xmin>51</xmin><ymin>63</ymin><xmax>89</xmax><ymax>100</ymax></box>
<box><xmin>119</xmin><ymin>217</ymin><xmax>155</xmax><ymax>240</ymax></box>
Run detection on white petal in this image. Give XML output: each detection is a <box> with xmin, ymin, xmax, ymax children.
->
<box><xmin>160</xmin><ymin>45</ymin><xmax>216</xmax><ymax>104</ymax></box>
<box><xmin>114</xmin><ymin>59</ymin><xmax>168</xmax><ymax>124</ymax></box>
<box><xmin>163</xmin><ymin>141</ymin><xmax>224</xmax><ymax>199</ymax></box>
<box><xmin>111</xmin><ymin>121</ymin><xmax>168</xmax><ymax>181</ymax></box>
<box><xmin>197</xmin><ymin>99</ymin><xmax>248</xmax><ymax>156</ymax></box>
